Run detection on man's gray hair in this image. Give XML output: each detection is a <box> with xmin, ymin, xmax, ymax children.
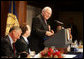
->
<box><xmin>9</xmin><ymin>26</ymin><xmax>21</xmax><ymax>33</ymax></box>
<box><xmin>42</xmin><ymin>6</ymin><xmax>52</xmax><ymax>13</ymax></box>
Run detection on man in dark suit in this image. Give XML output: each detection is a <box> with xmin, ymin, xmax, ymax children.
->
<box><xmin>15</xmin><ymin>24</ymin><xmax>31</xmax><ymax>57</ymax></box>
<box><xmin>30</xmin><ymin>6</ymin><xmax>54</xmax><ymax>54</ymax></box>
<box><xmin>1</xmin><ymin>26</ymin><xmax>22</xmax><ymax>58</ymax></box>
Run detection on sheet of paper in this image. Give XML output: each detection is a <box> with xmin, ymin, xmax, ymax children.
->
<box><xmin>77</xmin><ymin>48</ymin><xmax>83</xmax><ymax>52</ymax></box>
<box><xmin>63</xmin><ymin>54</ymin><xmax>76</xmax><ymax>58</ymax></box>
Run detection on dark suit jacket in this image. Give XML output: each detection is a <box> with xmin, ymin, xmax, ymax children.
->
<box><xmin>30</xmin><ymin>14</ymin><xmax>49</xmax><ymax>53</ymax></box>
<box><xmin>15</xmin><ymin>36</ymin><xmax>30</xmax><ymax>54</ymax></box>
<box><xmin>1</xmin><ymin>36</ymin><xmax>16</xmax><ymax>58</ymax></box>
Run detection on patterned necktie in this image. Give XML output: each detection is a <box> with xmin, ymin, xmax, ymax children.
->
<box><xmin>13</xmin><ymin>43</ymin><xmax>16</xmax><ymax>56</ymax></box>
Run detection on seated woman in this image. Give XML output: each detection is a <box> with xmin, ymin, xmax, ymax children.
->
<box><xmin>15</xmin><ymin>23</ymin><xmax>31</xmax><ymax>58</ymax></box>
<box><xmin>66</xmin><ymin>24</ymin><xmax>72</xmax><ymax>41</ymax></box>
<box><xmin>68</xmin><ymin>28</ymin><xmax>72</xmax><ymax>40</ymax></box>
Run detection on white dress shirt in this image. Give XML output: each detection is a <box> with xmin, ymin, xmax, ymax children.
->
<box><xmin>22</xmin><ymin>36</ymin><xmax>31</xmax><ymax>53</ymax></box>
<box><xmin>22</xmin><ymin>36</ymin><xmax>29</xmax><ymax>44</ymax></box>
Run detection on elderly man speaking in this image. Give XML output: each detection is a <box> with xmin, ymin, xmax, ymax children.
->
<box><xmin>30</xmin><ymin>6</ymin><xmax>54</xmax><ymax>54</ymax></box>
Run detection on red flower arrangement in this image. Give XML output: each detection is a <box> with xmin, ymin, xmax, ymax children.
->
<box><xmin>40</xmin><ymin>47</ymin><xmax>63</xmax><ymax>58</ymax></box>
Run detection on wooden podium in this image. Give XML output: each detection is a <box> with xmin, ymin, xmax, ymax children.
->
<box><xmin>44</xmin><ymin>29</ymin><xmax>72</xmax><ymax>51</ymax></box>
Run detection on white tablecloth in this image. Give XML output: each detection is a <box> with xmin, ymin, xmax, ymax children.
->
<box><xmin>33</xmin><ymin>53</ymin><xmax>77</xmax><ymax>58</ymax></box>
<box><xmin>30</xmin><ymin>48</ymin><xmax>83</xmax><ymax>58</ymax></box>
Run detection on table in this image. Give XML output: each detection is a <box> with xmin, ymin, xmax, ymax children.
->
<box><xmin>28</xmin><ymin>48</ymin><xmax>83</xmax><ymax>58</ymax></box>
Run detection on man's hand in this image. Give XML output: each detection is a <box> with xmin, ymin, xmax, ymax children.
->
<box><xmin>50</xmin><ymin>30</ymin><xmax>54</xmax><ymax>34</ymax></box>
<box><xmin>45</xmin><ymin>30</ymin><xmax>54</xmax><ymax>36</ymax></box>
